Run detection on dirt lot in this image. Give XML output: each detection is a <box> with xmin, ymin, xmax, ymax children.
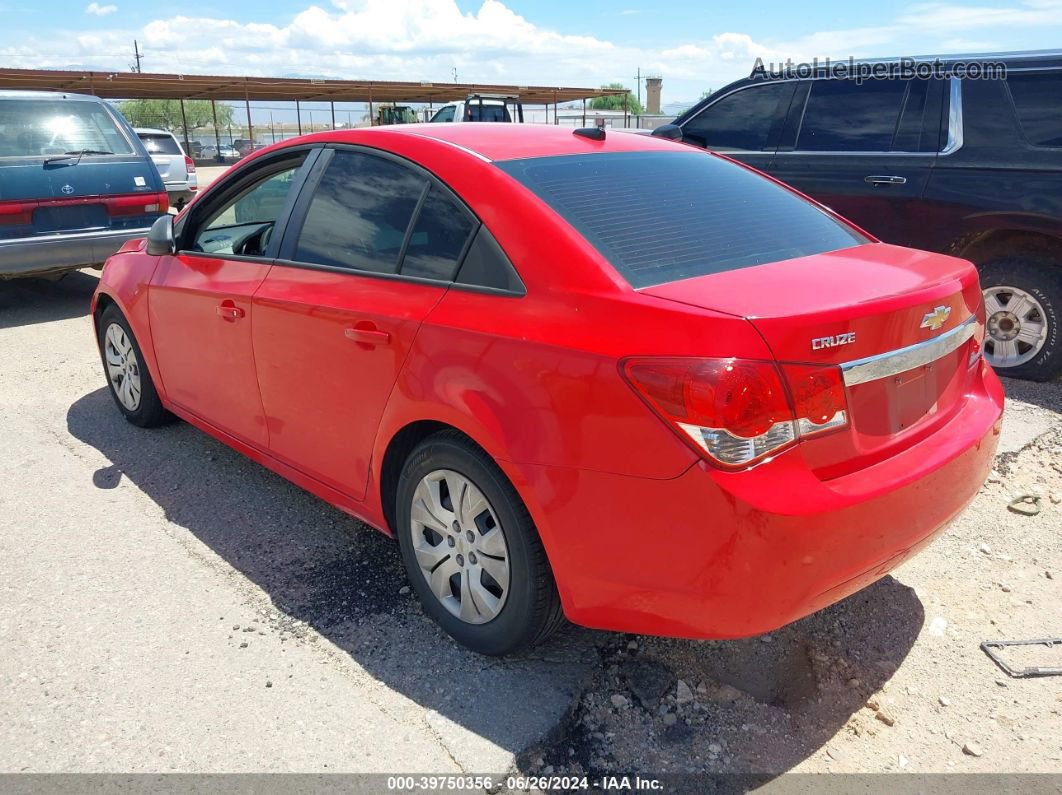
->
<box><xmin>1</xmin><ymin>271</ymin><xmax>1059</xmax><ymax>784</ymax></box>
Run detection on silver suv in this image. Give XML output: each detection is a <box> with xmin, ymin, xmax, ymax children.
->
<box><xmin>135</xmin><ymin>128</ymin><xmax>198</xmax><ymax>209</ymax></box>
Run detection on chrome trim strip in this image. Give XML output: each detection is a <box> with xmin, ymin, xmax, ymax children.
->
<box><xmin>841</xmin><ymin>315</ymin><xmax>978</xmax><ymax>386</ymax></box>
<box><xmin>407</xmin><ymin>133</ymin><xmax>492</xmax><ymax>162</ymax></box>
<box><xmin>941</xmin><ymin>77</ymin><xmax>964</xmax><ymax>155</ymax></box>
<box><xmin>0</xmin><ymin>227</ymin><xmax>153</xmax><ymax>245</ymax></box>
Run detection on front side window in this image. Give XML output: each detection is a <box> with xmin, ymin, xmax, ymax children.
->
<box><xmin>796</xmin><ymin>78</ymin><xmax>907</xmax><ymax>152</ymax></box>
<box><xmin>293</xmin><ymin>150</ymin><xmax>425</xmax><ymax>274</ymax></box>
<box><xmin>430</xmin><ymin>106</ymin><xmax>456</xmax><ymax>123</ymax></box>
<box><xmin>1008</xmin><ymin>72</ymin><xmax>1062</xmax><ymax>148</ymax></box>
<box><xmin>681</xmin><ymin>83</ymin><xmax>793</xmax><ymax>152</ymax></box>
<box><xmin>0</xmin><ymin>99</ymin><xmax>134</xmax><ymax>158</ymax></box>
<box><xmin>496</xmin><ymin>150</ymin><xmax>865</xmax><ymax>289</ymax></box>
<box><xmin>189</xmin><ymin>162</ymin><xmax>302</xmax><ymax>257</ymax></box>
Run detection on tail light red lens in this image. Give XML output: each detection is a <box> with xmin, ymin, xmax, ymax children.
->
<box><xmin>184</xmin><ymin>156</ymin><xmax>196</xmax><ymax>174</ymax></box>
<box><xmin>0</xmin><ymin>200</ymin><xmax>34</xmax><ymax>226</ymax></box>
<box><xmin>624</xmin><ymin>357</ymin><xmax>849</xmax><ymax>469</ymax></box>
<box><xmin>107</xmin><ymin>191</ymin><xmax>169</xmax><ymax>216</ymax></box>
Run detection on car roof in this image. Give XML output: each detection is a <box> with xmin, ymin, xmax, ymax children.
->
<box><xmin>302</xmin><ymin>123</ymin><xmax>687</xmax><ymax>162</ymax></box>
<box><xmin>0</xmin><ymin>89</ymin><xmax>104</xmax><ymax>101</ymax></box>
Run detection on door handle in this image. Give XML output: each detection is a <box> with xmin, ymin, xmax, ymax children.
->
<box><xmin>344</xmin><ymin>325</ymin><xmax>391</xmax><ymax>346</ymax></box>
<box><xmin>216</xmin><ymin>301</ymin><xmax>245</xmax><ymax>320</ymax></box>
<box><xmin>864</xmin><ymin>175</ymin><xmax>907</xmax><ymax>185</ymax></box>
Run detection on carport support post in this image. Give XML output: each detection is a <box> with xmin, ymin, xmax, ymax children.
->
<box><xmin>623</xmin><ymin>91</ymin><xmax>629</xmax><ymax>128</ymax></box>
<box><xmin>178</xmin><ymin>98</ymin><xmax>190</xmax><ymax>156</ymax></box>
<box><xmin>330</xmin><ymin>101</ymin><xmax>336</xmax><ymax>130</ymax></box>
<box><xmin>582</xmin><ymin>97</ymin><xmax>586</xmax><ymax>127</ymax></box>
<box><xmin>296</xmin><ymin>99</ymin><xmax>302</xmax><ymax>135</ymax></box>
<box><xmin>210</xmin><ymin>100</ymin><xmax>221</xmax><ymax>162</ymax></box>
<box><xmin>553</xmin><ymin>90</ymin><xmax>558</xmax><ymax>125</ymax></box>
<box><xmin>244</xmin><ymin>96</ymin><xmax>253</xmax><ymax>144</ymax></box>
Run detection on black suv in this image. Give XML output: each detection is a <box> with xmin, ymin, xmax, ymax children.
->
<box><xmin>662</xmin><ymin>51</ymin><xmax>1062</xmax><ymax>381</ymax></box>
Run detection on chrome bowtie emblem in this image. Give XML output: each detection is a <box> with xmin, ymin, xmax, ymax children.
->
<box><xmin>61</xmin><ymin>184</ymin><xmax>75</xmax><ymax>195</ymax></box>
<box><xmin>920</xmin><ymin>306</ymin><xmax>952</xmax><ymax>331</ymax></box>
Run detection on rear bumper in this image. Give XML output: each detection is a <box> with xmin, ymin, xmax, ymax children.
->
<box><xmin>0</xmin><ymin>228</ymin><xmax>153</xmax><ymax>278</ymax></box>
<box><xmin>518</xmin><ymin>360</ymin><xmax>1005</xmax><ymax>639</ymax></box>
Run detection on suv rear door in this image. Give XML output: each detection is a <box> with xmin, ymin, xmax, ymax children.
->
<box><xmin>767</xmin><ymin>77</ymin><xmax>946</xmax><ymax>247</ymax></box>
<box><xmin>137</xmin><ymin>131</ymin><xmax>187</xmax><ymax>187</ymax></box>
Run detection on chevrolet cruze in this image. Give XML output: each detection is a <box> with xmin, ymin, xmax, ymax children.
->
<box><xmin>91</xmin><ymin>124</ymin><xmax>1004</xmax><ymax>655</ymax></box>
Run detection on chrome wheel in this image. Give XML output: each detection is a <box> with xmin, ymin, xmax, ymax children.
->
<box><xmin>103</xmin><ymin>323</ymin><xmax>142</xmax><ymax>411</ymax></box>
<box><xmin>983</xmin><ymin>285</ymin><xmax>1048</xmax><ymax>368</ymax></box>
<box><xmin>409</xmin><ymin>469</ymin><xmax>510</xmax><ymax>625</ymax></box>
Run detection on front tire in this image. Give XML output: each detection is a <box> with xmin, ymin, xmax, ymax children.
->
<box><xmin>979</xmin><ymin>259</ymin><xmax>1062</xmax><ymax>382</ymax></box>
<box><xmin>395</xmin><ymin>431</ymin><xmax>564</xmax><ymax>655</ymax></box>
<box><xmin>96</xmin><ymin>304</ymin><xmax>171</xmax><ymax>427</ymax></box>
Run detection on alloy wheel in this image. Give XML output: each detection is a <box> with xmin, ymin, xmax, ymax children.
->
<box><xmin>408</xmin><ymin>469</ymin><xmax>511</xmax><ymax>624</ymax></box>
<box><xmin>983</xmin><ymin>285</ymin><xmax>1048</xmax><ymax>368</ymax></box>
<box><xmin>103</xmin><ymin>323</ymin><xmax>142</xmax><ymax>412</ymax></box>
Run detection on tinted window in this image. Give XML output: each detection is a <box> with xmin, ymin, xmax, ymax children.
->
<box><xmin>430</xmin><ymin>106</ymin><xmax>456</xmax><ymax>123</ymax></box>
<box><xmin>465</xmin><ymin>104</ymin><xmax>511</xmax><ymax>122</ymax></box>
<box><xmin>0</xmin><ymin>99</ymin><xmax>134</xmax><ymax>158</ymax></box>
<box><xmin>797</xmin><ymin>79</ymin><xmax>907</xmax><ymax>151</ymax></box>
<box><xmin>456</xmin><ymin>226</ymin><xmax>525</xmax><ymax>293</ymax></box>
<box><xmin>682</xmin><ymin>83</ymin><xmax>792</xmax><ymax>151</ymax></box>
<box><xmin>295</xmin><ymin>151</ymin><xmax>425</xmax><ymax>273</ymax></box>
<box><xmin>401</xmin><ymin>186</ymin><xmax>477</xmax><ymax>280</ymax></box>
<box><xmin>191</xmin><ymin>163</ymin><xmax>302</xmax><ymax>256</ymax></box>
<box><xmin>1008</xmin><ymin>73</ymin><xmax>1062</xmax><ymax>148</ymax></box>
<box><xmin>497</xmin><ymin>151</ymin><xmax>865</xmax><ymax>289</ymax></box>
<box><xmin>138</xmin><ymin>133</ymin><xmax>182</xmax><ymax>155</ymax></box>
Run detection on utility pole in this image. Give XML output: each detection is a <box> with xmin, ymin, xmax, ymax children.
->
<box><xmin>132</xmin><ymin>40</ymin><xmax>142</xmax><ymax>73</ymax></box>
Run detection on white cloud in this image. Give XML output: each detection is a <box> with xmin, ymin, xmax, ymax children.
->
<box><xmin>85</xmin><ymin>2</ymin><xmax>117</xmax><ymax>15</ymax></box>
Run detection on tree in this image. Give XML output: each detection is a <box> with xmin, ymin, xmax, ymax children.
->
<box><xmin>589</xmin><ymin>83</ymin><xmax>644</xmax><ymax>115</ymax></box>
<box><xmin>118</xmin><ymin>99</ymin><xmax>235</xmax><ymax>132</ymax></box>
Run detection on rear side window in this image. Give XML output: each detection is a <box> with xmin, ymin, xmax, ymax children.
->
<box><xmin>0</xmin><ymin>99</ymin><xmax>134</xmax><ymax>158</ymax></box>
<box><xmin>496</xmin><ymin>150</ymin><xmax>865</xmax><ymax>289</ymax></box>
<box><xmin>294</xmin><ymin>150</ymin><xmax>425</xmax><ymax>274</ymax></box>
<box><xmin>1007</xmin><ymin>72</ymin><xmax>1062</xmax><ymax>148</ymax></box>
<box><xmin>681</xmin><ymin>83</ymin><xmax>793</xmax><ymax>151</ymax></box>
<box><xmin>138</xmin><ymin>133</ymin><xmax>182</xmax><ymax>155</ymax></box>
<box><xmin>797</xmin><ymin>79</ymin><xmax>907</xmax><ymax>151</ymax></box>
<box><xmin>401</xmin><ymin>185</ymin><xmax>477</xmax><ymax>280</ymax></box>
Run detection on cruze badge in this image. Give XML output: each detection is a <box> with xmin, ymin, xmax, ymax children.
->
<box><xmin>920</xmin><ymin>305</ymin><xmax>952</xmax><ymax>331</ymax></box>
<box><xmin>812</xmin><ymin>332</ymin><xmax>856</xmax><ymax>350</ymax></box>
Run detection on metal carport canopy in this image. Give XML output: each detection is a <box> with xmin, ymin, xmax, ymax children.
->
<box><xmin>0</xmin><ymin>68</ymin><xmax>628</xmax><ymax>105</ymax></box>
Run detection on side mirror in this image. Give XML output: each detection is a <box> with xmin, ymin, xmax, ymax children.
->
<box><xmin>145</xmin><ymin>214</ymin><xmax>175</xmax><ymax>256</ymax></box>
<box><xmin>651</xmin><ymin>124</ymin><xmax>684</xmax><ymax>141</ymax></box>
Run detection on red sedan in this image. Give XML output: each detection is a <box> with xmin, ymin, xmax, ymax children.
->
<box><xmin>91</xmin><ymin>124</ymin><xmax>1004</xmax><ymax>655</ymax></box>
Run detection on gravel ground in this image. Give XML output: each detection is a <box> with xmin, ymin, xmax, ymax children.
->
<box><xmin>0</xmin><ymin>270</ymin><xmax>1059</xmax><ymax>783</ymax></box>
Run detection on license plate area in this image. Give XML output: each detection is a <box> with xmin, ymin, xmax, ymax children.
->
<box><xmin>34</xmin><ymin>204</ymin><xmax>108</xmax><ymax>233</ymax></box>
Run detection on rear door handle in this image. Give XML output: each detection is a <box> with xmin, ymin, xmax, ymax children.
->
<box><xmin>344</xmin><ymin>325</ymin><xmax>391</xmax><ymax>346</ymax></box>
<box><xmin>864</xmin><ymin>175</ymin><xmax>907</xmax><ymax>185</ymax></box>
<box><xmin>216</xmin><ymin>300</ymin><xmax>245</xmax><ymax>320</ymax></box>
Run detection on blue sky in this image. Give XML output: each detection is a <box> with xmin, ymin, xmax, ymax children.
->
<box><xmin>3</xmin><ymin>0</ymin><xmax>1062</xmax><ymax>105</ymax></box>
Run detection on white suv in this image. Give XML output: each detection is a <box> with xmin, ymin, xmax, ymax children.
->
<box><xmin>428</xmin><ymin>96</ymin><xmax>521</xmax><ymax>123</ymax></box>
<box><xmin>135</xmin><ymin>128</ymin><xmax>198</xmax><ymax>209</ymax></box>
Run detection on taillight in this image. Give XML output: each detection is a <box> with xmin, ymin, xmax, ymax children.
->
<box><xmin>107</xmin><ymin>191</ymin><xmax>168</xmax><ymax>215</ymax></box>
<box><xmin>184</xmin><ymin>156</ymin><xmax>196</xmax><ymax>174</ymax></box>
<box><xmin>623</xmin><ymin>357</ymin><xmax>849</xmax><ymax>469</ymax></box>
<box><xmin>0</xmin><ymin>200</ymin><xmax>34</xmax><ymax>226</ymax></box>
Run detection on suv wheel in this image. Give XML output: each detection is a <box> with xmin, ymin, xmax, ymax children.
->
<box><xmin>979</xmin><ymin>259</ymin><xmax>1062</xmax><ymax>382</ymax></box>
<box><xmin>395</xmin><ymin>431</ymin><xmax>565</xmax><ymax>655</ymax></box>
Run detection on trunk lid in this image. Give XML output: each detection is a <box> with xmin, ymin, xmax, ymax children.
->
<box><xmin>641</xmin><ymin>243</ymin><xmax>985</xmax><ymax>476</ymax></box>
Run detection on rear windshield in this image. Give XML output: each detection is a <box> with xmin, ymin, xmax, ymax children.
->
<box><xmin>495</xmin><ymin>150</ymin><xmax>866</xmax><ymax>288</ymax></box>
<box><xmin>0</xmin><ymin>99</ymin><xmax>135</xmax><ymax>158</ymax></box>
<box><xmin>466</xmin><ymin>104</ymin><xmax>511</xmax><ymax>122</ymax></box>
<box><xmin>138</xmin><ymin>133</ymin><xmax>182</xmax><ymax>155</ymax></box>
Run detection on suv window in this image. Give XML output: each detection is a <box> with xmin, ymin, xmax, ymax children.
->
<box><xmin>682</xmin><ymin>83</ymin><xmax>792</xmax><ymax>151</ymax></box>
<box><xmin>138</xmin><ymin>133</ymin><xmax>182</xmax><ymax>155</ymax></box>
<box><xmin>0</xmin><ymin>98</ymin><xmax>134</xmax><ymax>158</ymax></box>
<box><xmin>796</xmin><ymin>78</ymin><xmax>907</xmax><ymax>151</ymax></box>
<box><xmin>401</xmin><ymin>185</ymin><xmax>477</xmax><ymax>280</ymax></box>
<box><xmin>1007</xmin><ymin>72</ymin><xmax>1062</xmax><ymax>148</ymax></box>
<box><xmin>190</xmin><ymin>162</ymin><xmax>302</xmax><ymax>257</ymax></box>
<box><xmin>294</xmin><ymin>150</ymin><xmax>425</xmax><ymax>274</ymax></box>
<box><xmin>430</xmin><ymin>106</ymin><xmax>456</xmax><ymax>123</ymax></box>
<box><xmin>497</xmin><ymin>150</ymin><xmax>865</xmax><ymax>289</ymax></box>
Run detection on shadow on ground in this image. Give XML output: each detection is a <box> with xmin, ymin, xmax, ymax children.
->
<box><xmin>67</xmin><ymin>386</ymin><xmax>924</xmax><ymax>776</ymax></box>
<box><xmin>0</xmin><ymin>270</ymin><xmax>98</xmax><ymax>330</ymax></box>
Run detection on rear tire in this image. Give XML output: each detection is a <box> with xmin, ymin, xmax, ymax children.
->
<box><xmin>395</xmin><ymin>431</ymin><xmax>565</xmax><ymax>656</ymax></box>
<box><xmin>96</xmin><ymin>304</ymin><xmax>172</xmax><ymax>427</ymax></box>
<box><xmin>979</xmin><ymin>259</ymin><xmax>1062</xmax><ymax>382</ymax></box>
